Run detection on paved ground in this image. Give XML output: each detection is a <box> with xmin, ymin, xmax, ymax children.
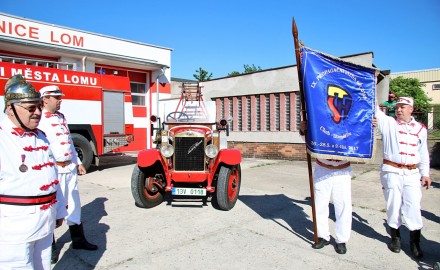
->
<box><xmin>52</xmin><ymin>154</ymin><xmax>440</xmax><ymax>270</ymax></box>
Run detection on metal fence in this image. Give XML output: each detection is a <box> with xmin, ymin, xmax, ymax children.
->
<box><xmin>377</xmin><ymin>106</ymin><xmax>440</xmax><ymax>141</ymax></box>
<box><xmin>413</xmin><ymin>106</ymin><xmax>440</xmax><ymax>140</ymax></box>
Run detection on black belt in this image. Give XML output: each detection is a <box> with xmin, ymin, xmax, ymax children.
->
<box><xmin>0</xmin><ymin>192</ymin><xmax>56</xmax><ymax>206</ymax></box>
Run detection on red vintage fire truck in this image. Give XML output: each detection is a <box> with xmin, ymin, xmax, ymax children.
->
<box><xmin>131</xmin><ymin>82</ymin><xmax>242</xmax><ymax>211</ymax></box>
<box><xmin>0</xmin><ymin>59</ymin><xmax>135</xmax><ymax>170</ymax></box>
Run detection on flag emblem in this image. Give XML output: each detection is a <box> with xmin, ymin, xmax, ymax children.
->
<box><xmin>327</xmin><ymin>85</ymin><xmax>352</xmax><ymax>124</ymax></box>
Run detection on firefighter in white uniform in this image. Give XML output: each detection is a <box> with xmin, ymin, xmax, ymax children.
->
<box><xmin>0</xmin><ymin>75</ymin><xmax>67</xmax><ymax>269</ymax></box>
<box><xmin>300</xmin><ymin>121</ymin><xmax>353</xmax><ymax>254</ymax></box>
<box><xmin>38</xmin><ymin>85</ymin><xmax>97</xmax><ymax>263</ymax></box>
<box><xmin>376</xmin><ymin>96</ymin><xmax>431</xmax><ymax>259</ymax></box>
<box><xmin>312</xmin><ymin>158</ymin><xmax>352</xmax><ymax>255</ymax></box>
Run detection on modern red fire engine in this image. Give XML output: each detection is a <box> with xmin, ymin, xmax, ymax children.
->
<box><xmin>0</xmin><ymin>59</ymin><xmax>135</xmax><ymax>170</ymax></box>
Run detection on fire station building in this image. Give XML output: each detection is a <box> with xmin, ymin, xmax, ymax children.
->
<box><xmin>0</xmin><ymin>12</ymin><xmax>171</xmax><ymax>151</ymax></box>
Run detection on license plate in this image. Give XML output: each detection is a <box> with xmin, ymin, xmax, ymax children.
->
<box><xmin>171</xmin><ymin>188</ymin><xmax>206</xmax><ymax>196</ymax></box>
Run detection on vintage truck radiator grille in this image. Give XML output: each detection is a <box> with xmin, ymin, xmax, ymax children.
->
<box><xmin>174</xmin><ymin>137</ymin><xmax>205</xmax><ymax>171</ymax></box>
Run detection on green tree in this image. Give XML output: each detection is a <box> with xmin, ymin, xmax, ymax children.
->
<box><xmin>389</xmin><ymin>76</ymin><xmax>431</xmax><ymax>108</ymax></box>
<box><xmin>243</xmin><ymin>64</ymin><xmax>262</xmax><ymax>74</ymax></box>
<box><xmin>193</xmin><ymin>67</ymin><xmax>213</xmax><ymax>82</ymax></box>
<box><xmin>228</xmin><ymin>64</ymin><xmax>262</xmax><ymax>77</ymax></box>
<box><xmin>227</xmin><ymin>71</ymin><xmax>240</xmax><ymax>77</ymax></box>
<box><xmin>390</xmin><ymin>76</ymin><xmax>432</xmax><ymax>125</ymax></box>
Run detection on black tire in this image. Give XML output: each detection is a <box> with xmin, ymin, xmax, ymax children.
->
<box><xmin>131</xmin><ymin>165</ymin><xmax>164</xmax><ymax>208</ymax></box>
<box><xmin>434</xmin><ymin>262</ymin><xmax>440</xmax><ymax>270</ymax></box>
<box><xmin>71</xmin><ymin>133</ymin><xmax>93</xmax><ymax>171</ymax></box>
<box><xmin>215</xmin><ymin>164</ymin><xmax>241</xmax><ymax>211</ymax></box>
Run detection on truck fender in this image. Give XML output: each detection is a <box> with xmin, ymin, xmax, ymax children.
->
<box><xmin>208</xmin><ymin>149</ymin><xmax>242</xmax><ymax>186</ymax></box>
<box><xmin>216</xmin><ymin>149</ymin><xmax>242</xmax><ymax>166</ymax></box>
<box><xmin>212</xmin><ymin>148</ymin><xmax>241</xmax><ymax>172</ymax></box>
<box><xmin>137</xmin><ymin>149</ymin><xmax>163</xmax><ymax>168</ymax></box>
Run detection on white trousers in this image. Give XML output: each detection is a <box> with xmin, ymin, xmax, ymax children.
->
<box><xmin>59</xmin><ymin>167</ymin><xmax>82</xmax><ymax>226</ymax></box>
<box><xmin>380</xmin><ymin>171</ymin><xmax>423</xmax><ymax>230</ymax></box>
<box><xmin>0</xmin><ymin>233</ymin><xmax>52</xmax><ymax>270</ymax></box>
<box><xmin>314</xmin><ymin>173</ymin><xmax>352</xmax><ymax>243</ymax></box>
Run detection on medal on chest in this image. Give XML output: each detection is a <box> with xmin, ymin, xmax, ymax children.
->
<box><xmin>19</xmin><ymin>154</ymin><xmax>28</xmax><ymax>173</ymax></box>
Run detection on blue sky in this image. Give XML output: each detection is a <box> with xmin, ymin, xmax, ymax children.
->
<box><xmin>1</xmin><ymin>0</ymin><xmax>439</xmax><ymax>79</ymax></box>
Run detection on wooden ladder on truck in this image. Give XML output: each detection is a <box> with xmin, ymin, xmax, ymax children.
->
<box><xmin>174</xmin><ymin>82</ymin><xmax>209</xmax><ymax>121</ymax></box>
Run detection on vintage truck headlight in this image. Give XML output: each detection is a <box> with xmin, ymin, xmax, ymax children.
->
<box><xmin>205</xmin><ymin>144</ymin><xmax>218</xmax><ymax>158</ymax></box>
<box><xmin>160</xmin><ymin>144</ymin><xmax>174</xmax><ymax>158</ymax></box>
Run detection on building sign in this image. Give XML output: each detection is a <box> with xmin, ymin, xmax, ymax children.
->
<box><xmin>0</xmin><ymin>62</ymin><xmax>100</xmax><ymax>92</ymax></box>
<box><xmin>0</xmin><ymin>13</ymin><xmax>169</xmax><ymax>64</ymax></box>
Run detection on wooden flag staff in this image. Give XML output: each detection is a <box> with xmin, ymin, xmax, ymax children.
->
<box><xmin>292</xmin><ymin>17</ymin><xmax>318</xmax><ymax>245</ymax></box>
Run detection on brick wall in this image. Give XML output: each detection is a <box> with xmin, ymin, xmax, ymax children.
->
<box><xmin>228</xmin><ymin>142</ymin><xmax>307</xmax><ymax>160</ymax></box>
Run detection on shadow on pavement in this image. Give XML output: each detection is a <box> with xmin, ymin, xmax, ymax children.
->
<box><xmin>240</xmin><ymin>193</ymin><xmax>396</xmax><ymax>249</ymax></box>
<box><xmin>351</xmin><ymin>211</ymin><xmax>388</xmax><ymax>244</ymax></box>
<box><xmin>422</xmin><ymin>209</ymin><xmax>440</xmax><ymax>224</ymax></box>
<box><xmin>239</xmin><ymin>194</ymin><xmax>314</xmax><ymax>245</ymax></box>
<box><xmin>53</xmin><ymin>197</ymin><xmax>109</xmax><ymax>270</ymax></box>
<box><xmin>88</xmin><ymin>153</ymin><xmax>137</xmax><ymax>173</ymax></box>
<box><xmin>327</xmin><ymin>204</ymin><xmax>388</xmax><ymax>245</ymax></box>
<box><xmin>394</xmin><ymin>225</ymin><xmax>440</xmax><ymax>269</ymax></box>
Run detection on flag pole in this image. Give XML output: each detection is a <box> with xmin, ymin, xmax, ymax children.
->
<box><xmin>292</xmin><ymin>17</ymin><xmax>318</xmax><ymax>245</ymax></box>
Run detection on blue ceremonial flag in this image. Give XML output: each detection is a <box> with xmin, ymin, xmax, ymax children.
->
<box><xmin>300</xmin><ymin>47</ymin><xmax>377</xmax><ymax>161</ymax></box>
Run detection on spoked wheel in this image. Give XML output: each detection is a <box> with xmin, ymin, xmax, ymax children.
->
<box><xmin>214</xmin><ymin>164</ymin><xmax>241</xmax><ymax>211</ymax></box>
<box><xmin>131</xmin><ymin>165</ymin><xmax>164</xmax><ymax>208</ymax></box>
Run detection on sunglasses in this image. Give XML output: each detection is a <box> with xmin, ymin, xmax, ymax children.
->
<box><xmin>49</xmin><ymin>95</ymin><xmax>62</xmax><ymax>100</ymax></box>
<box><xmin>15</xmin><ymin>103</ymin><xmax>43</xmax><ymax>113</ymax></box>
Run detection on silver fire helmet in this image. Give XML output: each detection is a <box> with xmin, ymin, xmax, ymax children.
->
<box><xmin>4</xmin><ymin>75</ymin><xmax>41</xmax><ymax>108</ymax></box>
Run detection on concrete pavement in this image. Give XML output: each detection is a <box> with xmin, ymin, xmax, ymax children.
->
<box><xmin>52</xmin><ymin>154</ymin><xmax>440</xmax><ymax>270</ymax></box>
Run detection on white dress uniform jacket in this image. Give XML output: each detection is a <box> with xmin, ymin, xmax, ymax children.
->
<box><xmin>38</xmin><ymin>110</ymin><xmax>82</xmax><ymax>172</ymax></box>
<box><xmin>38</xmin><ymin>109</ymin><xmax>83</xmax><ymax>225</ymax></box>
<box><xmin>0</xmin><ymin>118</ymin><xmax>67</xmax><ymax>243</ymax></box>
<box><xmin>376</xmin><ymin>109</ymin><xmax>430</xmax><ymax>177</ymax></box>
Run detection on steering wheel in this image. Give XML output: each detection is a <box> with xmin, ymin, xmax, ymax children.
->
<box><xmin>166</xmin><ymin>111</ymin><xmax>190</xmax><ymax>122</ymax></box>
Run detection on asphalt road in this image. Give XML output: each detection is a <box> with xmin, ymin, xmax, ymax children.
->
<box><xmin>52</xmin><ymin>154</ymin><xmax>440</xmax><ymax>270</ymax></box>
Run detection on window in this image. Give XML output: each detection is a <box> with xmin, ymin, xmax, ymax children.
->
<box><xmin>228</xmin><ymin>97</ymin><xmax>233</xmax><ymax>127</ymax></box>
<box><xmin>286</xmin><ymin>94</ymin><xmax>291</xmax><ymax>130</ymax></box>
<box><xmin>433</xmin><ymin>84</ymin><xmax>440</xmax><ymax>90</ymax></box>
<box><xmin>221</xmin><ymin>99</ymin><xmax>225</xmax><ymax>119</ymax></box>
<box><xmin>237</xmin><ymin>98</ymin><xmax>242</xmax><ymax>131</ymax></box>
<box><xmin>131</xmin><ymin>82</ymin><xmax>146</xmax><ymax>106</ymax></box>
<box><xmin>256</xmin><ymin>95</ymin><xmax>261</xmax><ymax>131</ymax></box>
<box><xmin>246</xmin><ymin>96</ymin><xmax>251</xmax><ymax>131</ymax></box>
<box><xmin>275</xmin><ymin>94</ymin><xmax>280</xmax><ymax>131</ymax></box>
<box><xmin>295</xmin><ymin>93</ymin><xmax>301</xmax><ymax>130</ymax></box>
<box><xmin>265</xmin><ymin>94</ymin><xmax>270</xmax><ymax>131</ymax></box>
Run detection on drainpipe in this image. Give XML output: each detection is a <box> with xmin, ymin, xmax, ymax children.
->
<box><xmin>82</xmin><ymin>56</ymin><xmax>87</xmax><ymax>72</ymax></box>
<box><xmin>151</xmin><ymin>67</ymin><xmax>167</xmax><ymax>149</ymax></box>
<box><xmin>156</xmin><ymin>67</ymin><xmax>167</xmax><ymax>117</ymax></box>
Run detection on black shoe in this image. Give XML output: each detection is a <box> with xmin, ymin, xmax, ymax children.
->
<box><xmin>410</xmin><ymin>230</ymin><xmax>423</xmax><ymax>259</ymax></box>
<box><xmin>388</xmin><ymin>237</ymin><xmax>401</xmax><ymax>253</ymax></box>
<box><xmin>335</xmin><ymin>243</ymin><xmax>347</xmax><ymax>254</ymax></box>
<box><xmin>72</xmin><ymin>240</ymin><xmax>98</xmax><ymax>250</ymax></box>
<box><xmin>410</xmin><ymin>242</ymin><xmax>424</xmax><ymax>259</ymax></box>
<box><xmin>313</xmin><ymin>238</ymin><xmax>330</xmax><ymax>249</ymax></box>
<box><xmin>69</xmin><ymin>224</ymin><xmax>98</xmax><ymax>251</ymax></box>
